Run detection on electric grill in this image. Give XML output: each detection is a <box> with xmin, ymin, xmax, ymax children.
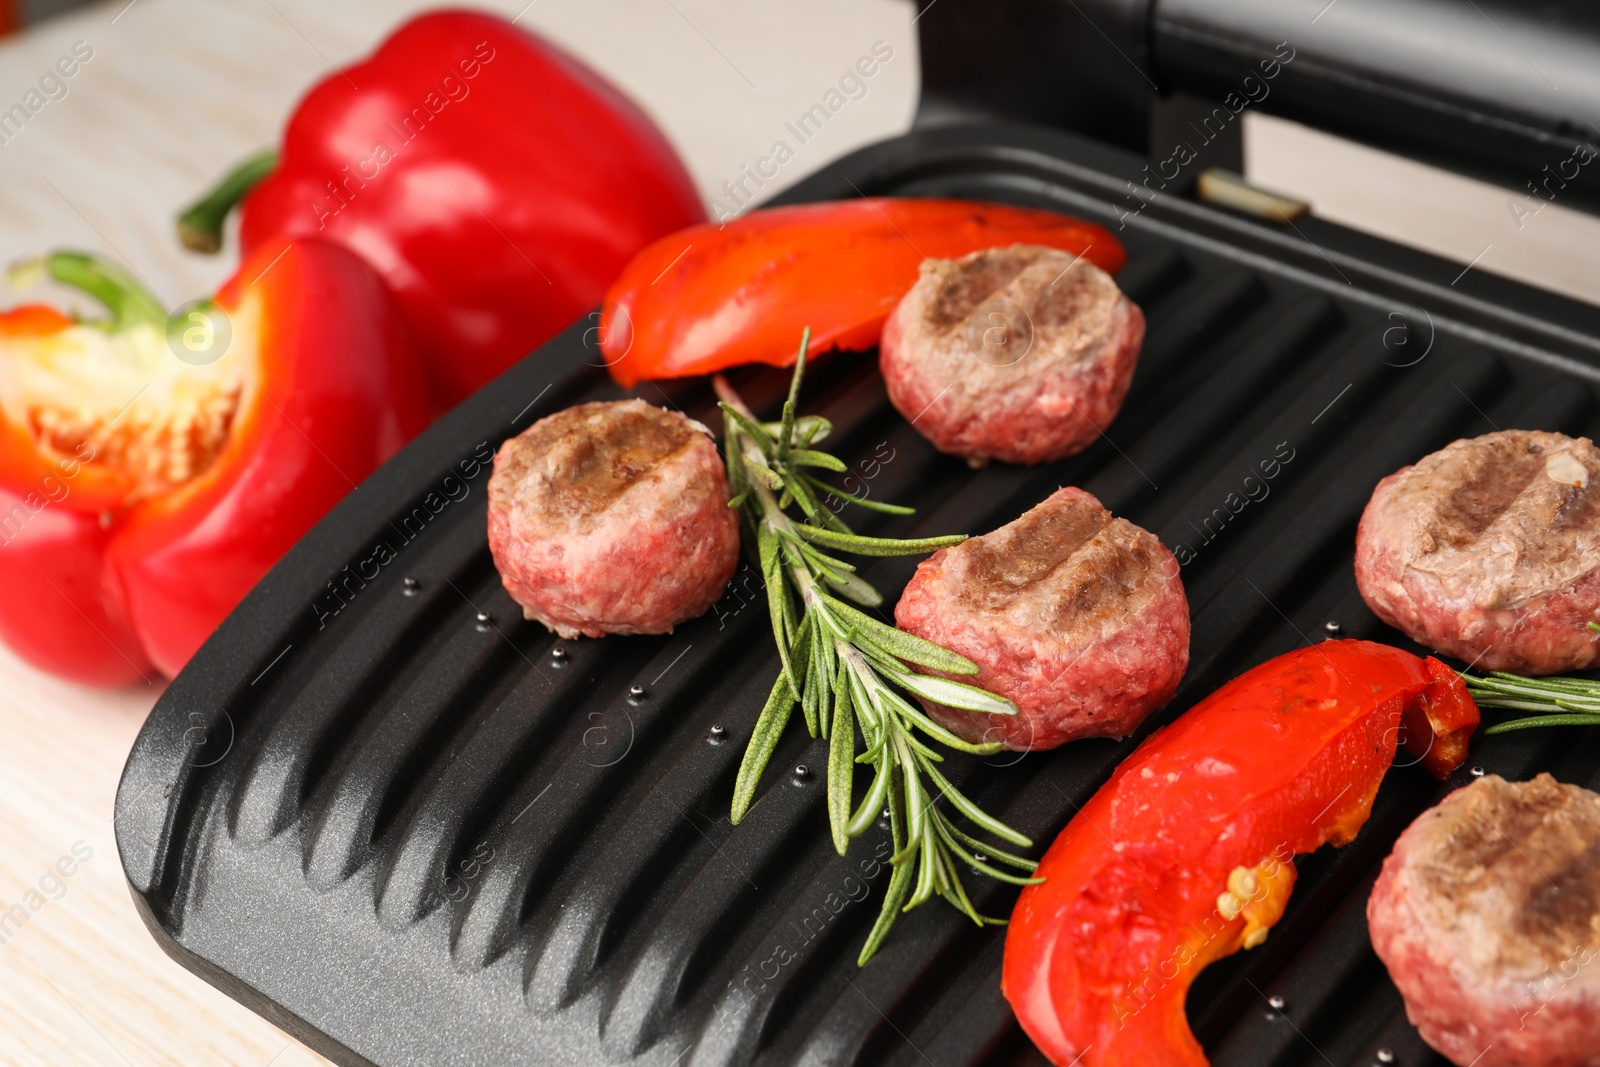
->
<box><xmin>116</xmin><ymin>4</ymin><xmax>1600</xmax><ymax>1065</ymax></box>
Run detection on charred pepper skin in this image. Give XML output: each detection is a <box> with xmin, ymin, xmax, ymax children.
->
<box><xmin>1003</xmin><ymin>640</ymin><xmax>1478</xmax><ymax>1067</ymax></box>
<box><xmin>599</xmin><ymin>198</ymin><xmax>1126</xmax><ymax>387</ymax></box>
<box><xmin>220</xmin><ymin>11</ymin><xmax>704</xmax><ymax>408</ymax></box>
<box><xmin>0</xmin><ymin>240</ymin><xmax>429</xmax><ymax>683</ymax></box>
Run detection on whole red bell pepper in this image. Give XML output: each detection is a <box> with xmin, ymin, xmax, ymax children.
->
<box><xmin>0</xmin><ymin>242</ymin><xmax>428</xmax><ymax>683</ymax></box>
<box><xmin>1003</xmin><ymin>640</ymin><xmax>1479</xmax><ymax>1067</ymax></box>
<box><xmin>178</xmin><ymin>10</ymin><xmax>705</xmax><ymax>409</ymax></box>
<box><xmin>599</xmin><ymin>198</ymin><xmax>1126</xmax><ymax>386</ymax></box>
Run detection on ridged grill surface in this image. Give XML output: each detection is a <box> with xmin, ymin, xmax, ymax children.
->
<box><xmin>116</xmin><ymin>123</ymin><xmax>1600</xmax><ymax>1067</ymax></box>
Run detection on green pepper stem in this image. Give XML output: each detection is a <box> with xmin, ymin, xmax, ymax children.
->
<box><xmin>176</xmin><ymin>149</ymin><xmax>279</xmax><ymax>254</ymax></box>
<box><xmin>8</xmin><ymin>251</ymin><xmax>168</xmax><ymax>331</ymax></box>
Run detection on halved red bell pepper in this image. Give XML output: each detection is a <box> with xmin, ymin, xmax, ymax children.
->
<box><xmin>0</xmin><ymin>241</ymin><xmax>428</xmax><ymax>683</ymax></box>
<box><xmin>178</xmin><ymin>10</ymin><xmax>705</xmax><ymax>408</ymax></box>
<box><xmin>599</xmin><ymin>198</ymin><xmax>1127</xmax><ymax>386</ymax></box>
<box><xmin>1003</xmin><ymin>640</ymin><xmax>1478</xmax><ymax>1067</ymax></box>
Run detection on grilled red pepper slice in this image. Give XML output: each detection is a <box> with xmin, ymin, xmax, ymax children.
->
<box><xmin>1003</xmin><ymin>640</ymin><xmax>1478</xmax><ymax>1067</ymax></box>
<box><xmin>0</xmin><ymin>242</ymin><xmax>428</xmax><ymax>682</ymax></box>
<box><xmin>599</xmin><ymin>198</ymin><xmax>1126</xmax><ymax>386</ymax></box>
<box><xmin>179</xmin><ymin>10</ymin><xmax>704</xmax><ymax>408</ymax></box>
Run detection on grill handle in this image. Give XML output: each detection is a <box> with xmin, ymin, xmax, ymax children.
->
<box><xmin>915</xmin><ymin>0</ymin><xmax>1600</xmax><ymax>211</ymax></box>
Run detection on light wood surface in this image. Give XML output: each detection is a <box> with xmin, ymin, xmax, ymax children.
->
<box><xmin>0</xmin><ymin>2</ymin><xmax>915</xmax><ymax>1063</ymax></box>
<box><xmin>3</xmin><ymin>2</ymin><xmax>1599</xmax><ymax>1065</ymax></box>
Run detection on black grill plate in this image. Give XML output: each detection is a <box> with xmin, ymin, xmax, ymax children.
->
<box><xmin>116</xmin><ymin>123</ymin><xmax>1600</xmax><ymax>1067</ymax></box>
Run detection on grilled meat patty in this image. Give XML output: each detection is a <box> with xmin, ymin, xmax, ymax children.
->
<box><xmin>879</xmin><ymin>244</ymin><xmax>1144</xmax><ymax>466</ymax></box>
<box><xmin>1368</xmin><ymin>773</ymin><xmax>1600</xmax><ymax>1067</ymax></box>
<box><xmin>1355</xmin><ymin>430</ymin><xmax>1600</xmax><ymax>673</ymax></box>
<box><xmin>487</xmin><ymin>400</ymin><xmax>738</xmax><ymax>639</ymax></box>
<box><xmin>894</xmin><ymin>486</ymin><xmax>1188</xmax><ymax>750</ymax></box>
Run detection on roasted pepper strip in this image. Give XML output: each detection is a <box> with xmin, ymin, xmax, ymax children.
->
<box><xmin>1404</xmin><ymin>655</ymin><xmax>1480</xmax><ymax>779</ymax></box>
<box><xmin>0</xmin><ymin>242</ymin><xmax>428</xmax><ymax>682</ymax></box>
<box><xmin>1003</xmin><ymin>640</ymin><xmax>1478</xmax><ymax>1067</ymax></box>
<box><xmin>599</xmin><ymin>198</ymin><xmax>1127</xmax><ymax>387</ymax></box>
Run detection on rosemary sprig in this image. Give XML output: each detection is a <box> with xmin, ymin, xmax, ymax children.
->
<box><xmin>1464</xmin><ymin>669</ymin><xmax>1600</xmax><ymax>733</ymax></box>
<box><xmin>716</xmin><ymin>329</ymin><xmax>1040</xmax><ymax>966</ymax></box>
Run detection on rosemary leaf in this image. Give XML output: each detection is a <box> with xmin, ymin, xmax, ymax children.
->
<box><xmin>828</xmin><ymin>668</ymin><xmax>857</xmax><ymax>855</ymax></box>
<box><xmin>910</xmin><ymin>809</ymin><xmax>940</xmax><ymax>907</ymax></box>
<box><xmin>790</xmin><ymin>537</ymin><xmax>858</xmax><ymax>575</ymax></box>
<box><xmin>882</xmin><ymin>685</ymin><xmax>1003</xmax><ymax>755</ymax></box>
<box><xmin>731</xmin><ymin>670</ymin><xmax>796</xmax><ymax>824</ymax></box>
<box><xmin>935</xmin><ymin>816</ymin><xmax>1045</xmax><ymax>886</ymax></box>
<box><xmin>764</xmin><ymin>415</ymin><xmax>832</xmax><ymax>447</ymax></box>
<box><xmin>821</xmin><ymin>595</ymin><xmax>980</xmax><ymax>676</ymax></box>
<box><xmin>796</xmin><ymin>524</ymin><xmax>966</xmax><ymax>558</ymax></box>
<box><xmin>800</xmin><ymin>472</ymin><xmax>915</xmax><ymax>516</ymax></box>
<box><xmin>824</xmin><ymin>570</ymin><xmax>885</xmax><ymax>609</ymax></box>
<box><xmin>935</xmin><ymin>839</ymin><xmax>991</xmax><ymax>925</ymax></box>
<box><xmin>942</xmin><ymin>818</ymin><xmax>1041</xmax><ymax>873</ymax></box>
<box><xmin>893</xmin><ymin>669</ymin><xmax>1020</xmax><ymax>717</ymax></box>
<box><xmin>802</xmin><ymin>613</ymin><xmax>824</xmax><ymax>738</ymax></box>
<box><xmin>777</xmin><ymin>328</ymin><xmax>808</xmax><ymax>466</ymax></box>
<box><xmin>921</xmin><ymin>760</ymin><xmax>1034</xmax><ymax>849</ymax></box>
<box><xmin>858</xmin><ymin>763</ymin><xmax>912</xmax><ymax>966</ymax></box>
<box><xmin>847</xmin><ymin>758</ymin><xmax>893</xmax><ymax>837</ymax></box>
<box><xmin>718</xmin><ymin>401</ymin><xmax>778</xmax><ymax>456</ymax></box>
<box><xmin>758</xmin><ymin>523</ymin><xmax>796</xmax><ymax>692</ymax></box>
<box><xmin>789</xmin><ymin>448</ymin><xmax>848</xmax><ymax>472</ymax></box>
<box><xmin>1485</xmin><ymin>713</ymin><xmax>1600</xmax><ymax>733</ymax></box>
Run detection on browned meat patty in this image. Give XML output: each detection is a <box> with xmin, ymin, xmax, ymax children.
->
<box><xmin>879</xmin><ymin>244</ymin><xmax>1144</xmax><ymax>466</ymax></box>
<box><xmin>1368</xmin><ymin>773</ymin><xmax>1600</xmax><ymax>1067</ymax></box>
<box><xmin>1355</xmin><ymin>430</ymin><xmax>1600</xmax><ymax>674</ymax></box>
<box><xmin>893</xmin><ymin>486</ymin><xmax>1188</xmax><ymax>750</ymax></box>
<box><xmin>486</xmin><ymin>400</ymin><xmax>739</xmax><ymax>639</ymax></box>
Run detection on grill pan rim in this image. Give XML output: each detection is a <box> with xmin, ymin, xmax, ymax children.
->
<box><xmin>115</xmin><ymin>118</ymin><xmax>1600</xmax><ymax>1067</ymax></box>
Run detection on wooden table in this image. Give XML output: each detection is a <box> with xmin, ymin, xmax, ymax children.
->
<box><xmin>2</xmin><ymin>2</ymin><xmax>1597</xmax><ymax>1064</ymax></box>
